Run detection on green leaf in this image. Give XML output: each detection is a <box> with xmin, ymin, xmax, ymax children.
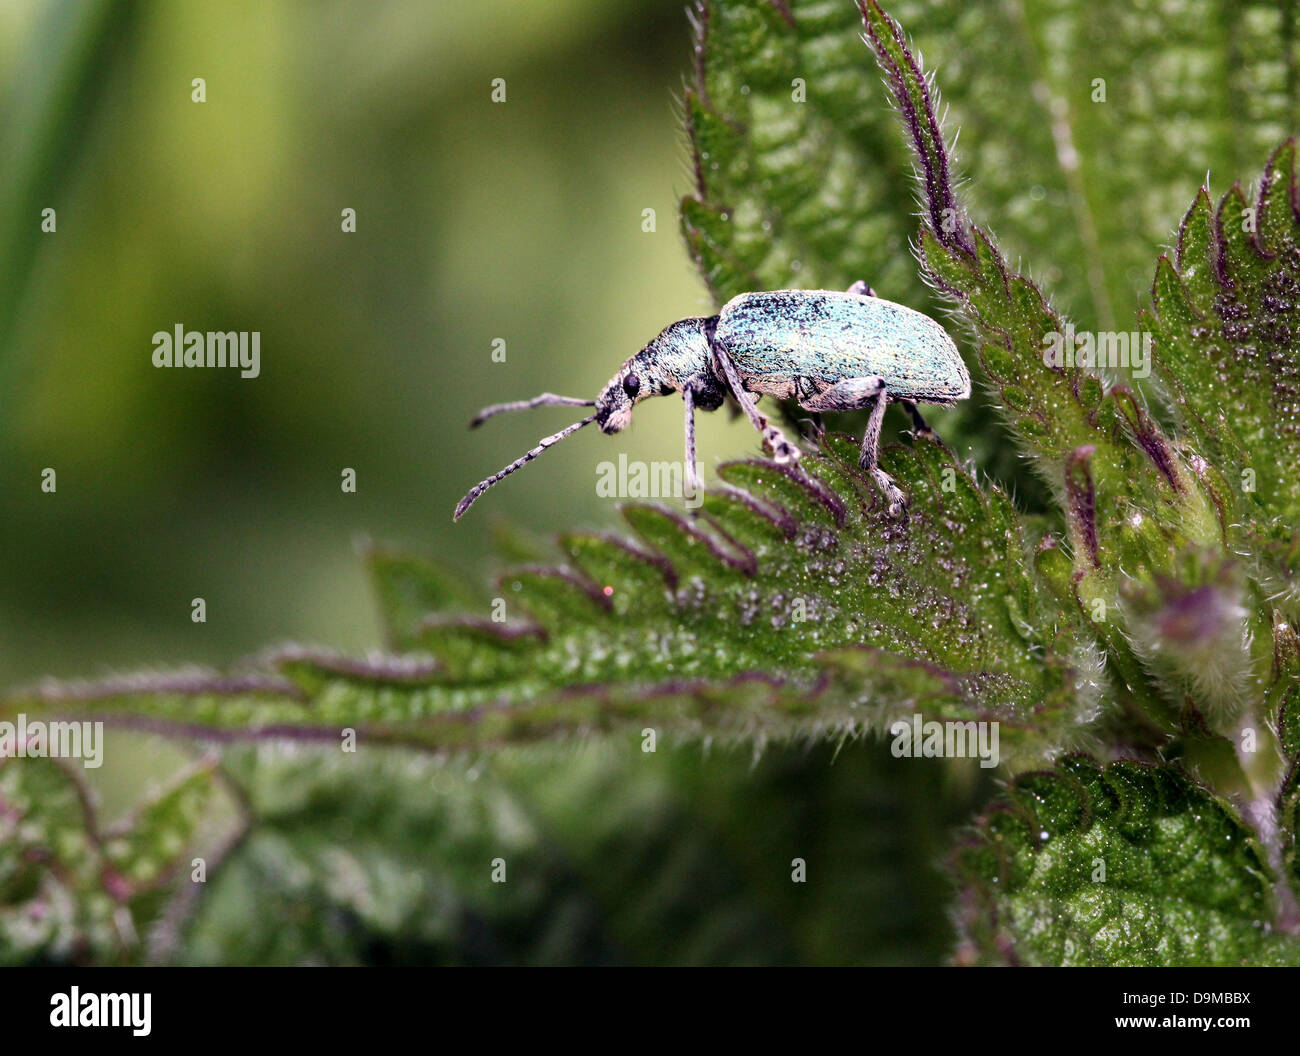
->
<box><xmin>102</xmin><ymin>764</ymin><xmax>217</xmax><ymax>894</ymax></box>
<box><xmin>685</xmin><ymin>0</ymin><xmax>1300</xmax><ymax>325</ymax></box>
<box><xmin>955</xmin><ymin>756</ymin><xmax>1300</xmax><ymax>966</ymax></box>
<box><xmin>856</xmin><ymin>0</ymin><xmax>1300</xmax><ymax>960</ymax></box>
<box><xmin>178</xmin><ymin>739</ymin><xmax>980</xmax><ymax>965</ymax></box>
<box><xmin>680</xmin><ymin>0</ymin><xmax>925</xmax><ymax>307</ymax></box>
<box><xmin>5</xmin><ymin>437</ymin><xmax>1099</xmax><ymax>763</ymax></box>
<box><xmin>1266</xmin><ymin>612</ymin><xmax>1300</xmax><ymax>892</ymax></box>
<box><xmin>1147</xmin><ymin>140</ymin><xmax>1300</xmax><ymax>603</ymax></box>
<box><xmin>859</xmin><ymin>0</ymin><xmax>1281</xmax><ymax>736</ymax></box>
<box><xmin>0</xmin><ymin>756</ymin><xmax>106</xmax><ymax>965</ymax></box>
<box><xmin>861</xmin><ymin>1</ymin><xmax>1175</xmax><ymax>497</ymax></box>
<box><xmin>891</xmin><ymin>0</ymin><xmax>1297</xmax><ymax>328</ymax></box>
<box><xmin>0</xmin><ymin>754</ymin><xmax>216</xmax><ymax>965</ymax></box>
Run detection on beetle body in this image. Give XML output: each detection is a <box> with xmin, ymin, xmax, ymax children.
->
<box><xmin>455</xmin><ymin>282</ymin><xmax>968</xmax><ymax>521</ymax></box>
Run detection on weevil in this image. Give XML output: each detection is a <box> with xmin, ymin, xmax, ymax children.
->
<box><xmin>453</xmin><ymin>281</ymin><xmax>969</xmax><ymax>521</ymax></box>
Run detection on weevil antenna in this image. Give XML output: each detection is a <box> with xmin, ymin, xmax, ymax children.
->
<box><xmin>454</xmin><ymin>415</ymin><xmax>597</xmax><ymax>520</ymax></box>
<box><xmin>469</xmin><ymin>393</ymin><xmax>595</xmax><ymax>428</ymax></box>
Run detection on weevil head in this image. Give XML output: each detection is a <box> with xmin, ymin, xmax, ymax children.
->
<box><xmin>594</xmin><ymin>352</ymin><xmax>662</xmax><ymax>433</ymax></box>
<box><xmin>594</xmin><ymin>318</ymin><xmax>715</xmax><ymax>433</ymax></box>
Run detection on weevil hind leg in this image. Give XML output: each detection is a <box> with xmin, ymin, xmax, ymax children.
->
<box><xmin>899</xmin><ymin>398</ymin><xmax>933</xmax><ymax>437</ymax></box>
<box><xmin>799</xmin><ymin>412</ymin><xmax>826</xmax><ymax>441</ymax></box>
<box><xmin>710</xmin><ymin>343</ymin><xmax>803</xmax><ymax>465</ymax></box>
<box><xmin>858</xmin><ymin>388</ymin><xmax>908</xmax><ymax>519</ymax></box>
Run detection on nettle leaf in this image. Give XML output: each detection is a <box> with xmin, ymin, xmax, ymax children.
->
<box><xmin>858</xmin><ymin>0</ymin><xmax>1283</xmax><ymax>734</ymax></box>
<box><xmin>684</xmin><ymin>0</ymin><xmax>1300</xmax><ymax>324</ymax></box>
<box><xmin>681</xmin><ymin>0</ymin><xmax>925</xmax><ymax>306</ymax></box>
<box><xmin>860</xmin><ymin>0</ymin><xmax>1300</xmax><ymax>965</ymax></box>
<box><xmin>1268</xmin><ymin>613</ymin><xmax>1300</xmax><ymax>892</ymax></box>
<box><xmin>861</xmin><ymin>0</ymin><xmax>1189</xmax><ymax>504</ymax></box>
<box><xmin>684</xmin><ymin>0</ymin><xmax>1300</xmax><ymax>492</ymax></box>
<box><xmin>178</xmin><ymin>740</ymin><xmax>980</xmax><ymax>966</ymax></box>
<box><xmin>101</xmin><ymin>765</ymin><xmax>216</xmax><ymax>895</ymax></box>
<box><xmin>0</xmin><ymin>754</ymin><xmax>215</xmax><ymax>964</ymax></box>
<box><xmin>0</xmin><ymin>757</ymin><xmax>106</xmax><ymax>965</ymax></box>
<box><xmin>886</xmin><ymin>0</ymin><xmax>1298</xmax><ymax>327</ymax></box>
<box><xmin>4</xmin><ymin>436</ymin><xmax>1100</xmax><ymax>762</ymax></box>
<box><xmin>1148</xmin><ymin>141</ymin><xmax>1300</xmax><ymax>603</ymax></box>
<box><xmin>955</xmin><ymin>756</ymin><xmax>1300</xmax><ymax>966</ymax></box>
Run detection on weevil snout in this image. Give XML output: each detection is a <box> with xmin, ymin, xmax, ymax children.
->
<box><xmin>595</xmin><ymin>353</ymin><xmax>658</xmax><ymax>433</ymax></box>
<box><xmin>594</xmin><ymin>387</ymin><xmax>633</xmax><ymax>433</ymax></box>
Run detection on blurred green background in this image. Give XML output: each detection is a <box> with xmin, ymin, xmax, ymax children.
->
<box><xmin>0</xmin><ymin>0</ymin><xmax>768</xmax><ymax>686</ymax></box>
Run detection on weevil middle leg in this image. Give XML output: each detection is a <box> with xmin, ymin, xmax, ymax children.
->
<box><xmin>847</xmin><ymin>279</ymin><xmax>931</xmax><ymax>502</ymax></box>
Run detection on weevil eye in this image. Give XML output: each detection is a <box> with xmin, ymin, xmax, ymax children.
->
<box><xmin>623</xmin><ymin>373</ymin><xmax>641</xmax><ymax>398</ymax></box>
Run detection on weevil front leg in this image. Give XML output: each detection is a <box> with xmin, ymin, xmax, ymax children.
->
<box><xmin>682</xmin><ymin>382</ymin><xmax>704</xmax><ymax>501</ymax></box>
<box><xmin>710</xmin><ymin>343</ymin><xmax>802</xmax><ymax>465</ymax></box>
<box><xmin>802</xmin><ymin>376</ymin><xmax>908</xmax><ymax>517</ymax></box>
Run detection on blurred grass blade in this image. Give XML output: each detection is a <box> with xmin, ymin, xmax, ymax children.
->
<box><xmin>0</xmin><ymin>0</ymin><xmax>141</xmax><ymax>432</ymax></box>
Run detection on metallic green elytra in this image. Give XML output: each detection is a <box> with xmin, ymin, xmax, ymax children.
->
<box><xmin>455</xmin><ymin>281</ymin><xmax>969</xmax><ymax>521</ymax></box>
<box><xmin>717</xmin><ymin>290</ymin><xmax>969</xmax><ymax>403</ymax></box>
